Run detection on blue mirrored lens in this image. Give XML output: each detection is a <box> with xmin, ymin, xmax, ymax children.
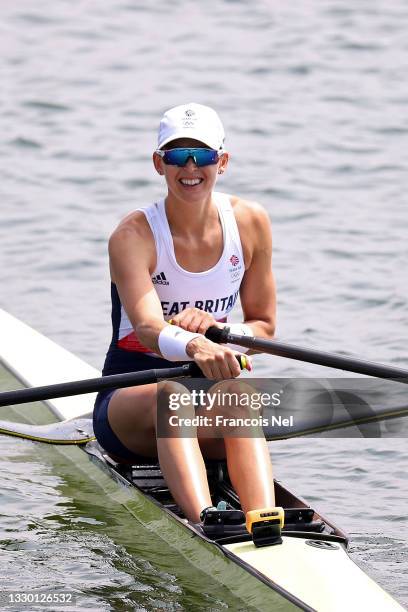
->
<box><xmin>162</xmin><ymin>148</ymin><xmax>219</xmax><ymax>167</ymax></box>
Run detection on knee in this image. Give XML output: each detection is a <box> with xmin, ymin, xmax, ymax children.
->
<box><xmin>157</xmin><ymin>380</ymin><xmax>195</xmax><ymax>417</ymax></box>
<box><xmin>208</xmin><ymin>380</ymin><xmax>261</xmax><ymax>420</ymax></box>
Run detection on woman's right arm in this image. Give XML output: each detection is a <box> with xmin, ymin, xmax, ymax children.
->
<box><xmin>109</xmin><ymin>213</ymin><xmax>166</xmax><ymax>354</ymax></box>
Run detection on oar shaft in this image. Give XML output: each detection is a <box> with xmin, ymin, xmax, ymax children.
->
<box><xmin>206</xmin><ymin>327</ymin><xmax>408</xmax><ymax>383</ymax></box>
<box><xmin>0</xmin><ymin>363</ymin><xmax>198</xmax><ymax>408</ymax></box>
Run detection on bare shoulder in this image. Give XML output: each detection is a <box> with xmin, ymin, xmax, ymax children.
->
<box><xmin>228</xmin><ymin>196</ymin><xmax>272</xmax><ymax>268</ymax></box>
<box><xmin>109</xmin><ymin>210</ymin><xmax>153</xmax><ymax>249</ymax></box>
<box><xmin>230</xmin><ymin>195</ymin><xmax>271</xmax><ymax>229</ymax></box>
<box><xmin>108</xmin><ymin>210</ymin><xmax>156</xmax><ymax>274</ymax></box>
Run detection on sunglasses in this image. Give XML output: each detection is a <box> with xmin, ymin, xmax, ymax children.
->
<box><xmin>156</xmin><ymin>148</ymin><xmax>221</xmax><ymax>167</ymax></box>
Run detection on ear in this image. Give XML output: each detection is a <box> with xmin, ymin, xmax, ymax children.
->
<box><xmin>217</xmin><ymin>152</ymin><xmax>229</xmax><ymax>175</ymax></box>
<box><xmin>153</xmin><ymin>152</ymin><xmax>164</xmax><ymax>175</ymax></box>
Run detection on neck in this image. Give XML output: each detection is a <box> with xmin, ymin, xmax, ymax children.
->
<box><xmin>164</xmin><ymin>191</ymin><xmax>218</xmax><ymax>237</ymax></box>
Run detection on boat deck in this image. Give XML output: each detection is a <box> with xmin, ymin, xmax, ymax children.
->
<box><xmin>86</xmin><ymin>441</ymin><xmax>349</xmax><ymax>547</ymax></box>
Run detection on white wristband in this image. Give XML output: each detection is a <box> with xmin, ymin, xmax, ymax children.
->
<box><xmin>227</xmin><ymin>323</ymin><xmax>253</xmax><ymax>353</ymax></box>
<box><xmin>158</xmin><ymin>325</ymin><xmax>201</xmax><ymax>361</ymax></box>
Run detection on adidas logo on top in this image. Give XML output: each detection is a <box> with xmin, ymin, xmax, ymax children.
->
<box><xmin>152</xmin><ymin>272</ymin><xmax>169</xmax><ymax>285</ymax></box>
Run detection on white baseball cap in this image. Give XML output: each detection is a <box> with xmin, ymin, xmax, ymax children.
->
<box><xmin>157</xmin><ymin>103</ymin><xmax>226</xmax><ymax>151</ymax></box>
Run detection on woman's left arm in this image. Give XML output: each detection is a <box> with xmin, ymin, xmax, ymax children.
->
<box><xmin>237</xmin><ymin>202</ymin><xmax>276</xmax><ymax>339</ymax></box>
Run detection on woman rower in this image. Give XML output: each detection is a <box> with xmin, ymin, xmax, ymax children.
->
<box><xmin>93</xmin><ymin>103</ymin><xmax>277</xmax><ymax>524</ymax></box>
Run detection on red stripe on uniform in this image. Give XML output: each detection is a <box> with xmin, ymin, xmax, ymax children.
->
<box><xmin>117</xmin><ymin>332</ymin><xmax>153</xmax><ymax>353</ymax></box>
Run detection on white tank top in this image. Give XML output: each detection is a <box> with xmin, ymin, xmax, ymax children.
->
<box><xmin>117</xmin><ymin>191</ymin><xmax>245</xmax><ymax>353</ymax></box>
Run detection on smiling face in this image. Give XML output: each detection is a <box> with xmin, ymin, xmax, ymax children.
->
<box><xmin>153</xmin><ymin>137</ymin><xmax>229</xmax><ymax>204</ymax></box>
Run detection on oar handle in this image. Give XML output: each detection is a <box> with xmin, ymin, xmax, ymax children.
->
<box><xmin>0</xmin><ymin>356</ymin><xmax>247</xmax><ymax>408</ymax></box>
<box><xmin>0</xmin><ymin>364</ymin><xmax>193</xmax><ymax>408</ymax></box>
<box><xmin>206</xmin><ymin>326</ymin><xmax>408</xmax><ymax>384</ymax></box>
<box><xmin>205</xmin><ymin>326</ymin><xmax>230</xmax><ymax>344</ymax></box>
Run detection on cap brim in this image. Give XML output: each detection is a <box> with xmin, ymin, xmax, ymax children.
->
<box><xmin>158</xmin><ymin>130</ymin><xmax>222</xmax><ymax>151</ymax></box>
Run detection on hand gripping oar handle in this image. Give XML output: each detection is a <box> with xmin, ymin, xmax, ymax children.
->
<box><xmin>205</xmin><ymin>326</ymin><xmax>408</xmax><ymax>384</ymax></box>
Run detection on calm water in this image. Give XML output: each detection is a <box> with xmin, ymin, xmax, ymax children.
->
<box><xmin>1</xmin><ymin>0</ymin><xmax>407</xmax><ymax>609</ymax></box>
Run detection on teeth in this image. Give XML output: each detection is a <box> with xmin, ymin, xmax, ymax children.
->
<box><xmin>180</xmin><ymin>178</ymin><xmax>202</xmax><ymax>186</ymax></box>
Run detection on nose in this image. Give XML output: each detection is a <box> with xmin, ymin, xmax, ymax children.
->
<box><xmin>184</xmin><ymin>156</ymin><xmax>198</xmax><ymax>170</ymax></box>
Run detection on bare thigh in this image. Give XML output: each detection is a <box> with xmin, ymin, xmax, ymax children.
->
<box><xmin>107</xmin><ymin>383</ymin><xmax>158</xmax><ymax>457</ymax></box>
<box><xmin>107</xmin><ymin>381</ymin><xmax>226</xmax><ymax>460</ymax></box>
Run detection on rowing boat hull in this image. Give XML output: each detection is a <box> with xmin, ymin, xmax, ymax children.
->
<box><xmin>0</xmin><ymin>308</ymin><xmax>404</xmax><ymax>611</ymax></box>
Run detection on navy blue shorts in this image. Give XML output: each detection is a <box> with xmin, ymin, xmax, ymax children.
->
<box><xmin>93</xmin><ymin>350</ymin><xmax>186</xmax><ymax>461</ymax></box>
<box><xmin>93</xmin><ymin>389</ymin><xmax>142</xmax><ymax>461</ymax></box>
